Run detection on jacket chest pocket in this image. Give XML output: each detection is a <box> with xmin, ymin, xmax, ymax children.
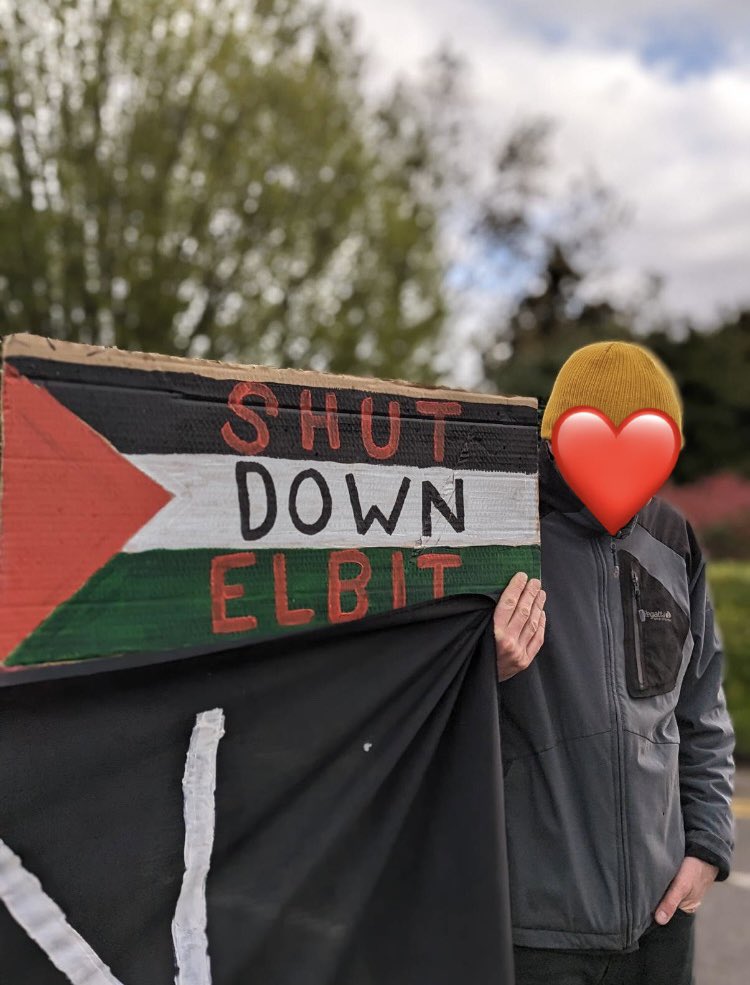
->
<box><xmin>618</xmin><ymin>550</ymin><xmax>690</xmax><ymax>698</ymax></box>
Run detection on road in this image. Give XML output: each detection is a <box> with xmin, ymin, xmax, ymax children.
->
<box><xmin>696</xmin><ymin>768</ymin><xmax>750</xmax><ymax>984</ymax></box>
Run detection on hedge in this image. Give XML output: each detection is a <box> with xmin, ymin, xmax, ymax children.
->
<box><xmin>708</xmin><ymin>561</ymin><xmax>750</xmax><ymax>760</ymax></box>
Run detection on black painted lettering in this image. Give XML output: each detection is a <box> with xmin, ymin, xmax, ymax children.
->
<box><xmin>289</xmin><ymin>468</ymin><xmax>333</xmax><ymax>535</ymax></box>
<box><xmin>345</xmin><ymin>473</ymin><xmax>411</xmax><ymax>535</ymax></box>
<box><xmin>421</xmin><ymin>479</ymin><xmax>465</xmax><ymax>537</ymax></box>
<box><xmin>236</xmin><ymin>462</ymin><xmax>277</xmax><ymax>541</ymax></box>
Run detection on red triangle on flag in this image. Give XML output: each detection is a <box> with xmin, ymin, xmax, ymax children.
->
<box><xmin>0</xmin><ymin>365</ymin><xmax>173</xmax><ymax>663</ymax></box>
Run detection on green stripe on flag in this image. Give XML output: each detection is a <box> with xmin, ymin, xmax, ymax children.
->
<box><xmin>8</xmin><ymin>545</ymin><xmax>540</xmax><ymax>667</ymax></box>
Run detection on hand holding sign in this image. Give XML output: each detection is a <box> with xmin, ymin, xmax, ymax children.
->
<box><xmin>494</xmin><ymin>572</ymin><xmax>547</xmax><ymax>682</ymax></box>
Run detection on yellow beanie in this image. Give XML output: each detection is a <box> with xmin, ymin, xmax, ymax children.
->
<box><xmin>540</xmin><ymin>341</ymin><xmax>684</xmax><ymax>446</ymax></box>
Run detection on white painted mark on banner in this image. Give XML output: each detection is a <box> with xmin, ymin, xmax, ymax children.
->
<box><xmin>0</xmin><ymin>708</ymin><xmax>225</xmax><ymax>985</ymax></box>
<box><xmin>0</xmin><ymin>838</ymin><xmax>125</xmax><ymax>985</ymax></box>
<box><xmin>172</xmin><ymin>708</ymin><xmax>225</xmax><ymax>985</ymax></box>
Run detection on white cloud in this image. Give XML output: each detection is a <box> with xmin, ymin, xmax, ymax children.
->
<box><xmin>495</xmin><ymin>0</ymin><xmax>750</xmax><ymax>46</ymax></box>
<box><xmin>329</xmin><ymin>0</ymin><xmax>750</xmax><ymax>355</ymax></box>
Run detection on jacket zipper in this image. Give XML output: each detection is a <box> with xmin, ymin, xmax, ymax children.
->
<box><xmin>630</xmin><ymin>571</ymin><xmax>646</xmax><ymax>690</ymax></box>
<box><xmin>596</xmin><ymin>539</ymin><xmax>632</xmax><ymax>947</ymax></box>
<box><xmin>610</xmin><ymin>538</ymin><xmax>620</xmax><ymax>577</ymax></box>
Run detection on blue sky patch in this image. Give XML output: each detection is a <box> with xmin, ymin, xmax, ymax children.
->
<box><xmin>637</xmin><ymin>17</ymin><xmax>728</xmax><ymax>79</ymax></box>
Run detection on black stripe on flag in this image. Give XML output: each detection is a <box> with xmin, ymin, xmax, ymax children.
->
<box><xmin>7</xmin><ymin>357</ymin><xmax>538</xmax><ymax>473</ymax></box>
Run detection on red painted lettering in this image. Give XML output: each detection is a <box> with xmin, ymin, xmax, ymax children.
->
<box><xmin>416</xmin><ymin>552</ymin><xmax>462</xmax><ymax>599</ymax></box>
<box><xmin>415</xmin><ymin>400</ymin><xmax>462</xmax><ymax>463</ymax></box>
<box><xmin>210</xmin><ymin>552</ymin><xmax>258</xmax><ymax>633</ymax></box>
<box><xmin>391</xmin><ymin>550</ymin><xmax>406</xmax><ymax>608</ymax></box>
<box><xmin>361</xmin><ymin>397</ymin><xmax>401</xmax><ymax>460</ymax></box>
<box><xmin>328</xmin><ymin>549</ymin><xmax>371</xmax><ymax>623</ymax></box>
<box><xmin>300</xmin><ymin>390</ymin><xmax>340</xmax><ymax>452</ymax></box>
<box><xmin>221</xmin><ymin>382</ymin><xmax>279</xmax><ymax>455</ymax></box>
<box><xmin>273</xmin><ymin>553</ymin><xmax>315</xmax><ymax>626</ymax></box>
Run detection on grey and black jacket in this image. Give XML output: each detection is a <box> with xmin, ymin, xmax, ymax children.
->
<box><xmin>499</xmin><ymin>440</ymin><xmax>735</xmax><ymax>951</ymax></box>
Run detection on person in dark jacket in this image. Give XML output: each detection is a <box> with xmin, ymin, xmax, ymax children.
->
<box><xmin>493</xmin><ymin>341</ymin><xmax>735</xmax><ymax>985</ymax></box>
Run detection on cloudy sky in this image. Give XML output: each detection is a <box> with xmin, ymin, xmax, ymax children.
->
<box><xmin>331</xmin><ymin>0</ymin><xmax>750</xmax><ymax>349</ymax></box>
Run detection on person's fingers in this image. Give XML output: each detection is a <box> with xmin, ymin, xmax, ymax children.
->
<box><xmin>493</xmin><ymin>572</ymin><xmax>529</xmax><ymax>633</ymax></box>
<box><xmin>495</xmin><ymin>628</ymin><xmax>528</xmax><ymax>673</ymax></box>
<box><xmin>497</xmin><ymin>609</ymin><xmax>547</xmax><ymax>682</ymax></box>
<box><xmin>525</xmin><ymin>610</ymin><xmax>547</xmax><ymax>661</ymax></box>
<box><xmin>518</xmin><ymin>589</ymin><xmax>546</xmax><ymax>648</ymax></box>
<box><xmin>678</xmin><ymin>899</ymin><xmax>701</xmax><ymax>914</ymax></box>
<box><xmin>494</xmin><ymin>574</ymin><xmax>545</xmax><ymax>681</ymax></box>
<box><xmin>506</xmin><ymin>577</ymin><xmax>542</xmax><ymax>638</ymax></box>
<box><xmin>496</xmin><ymin>640</ymin><xmax>523</xmax><ymax>680</ymax></box>
<box><xmin>655</xmin><ymin>874</ymin><xmax>690</xmax><ymax>924</ymax></box>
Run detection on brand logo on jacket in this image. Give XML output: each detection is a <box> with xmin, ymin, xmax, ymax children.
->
<box><xmin>643</xmin><ymin>609</ymin><xmax>672</xmax><ymax>621</ymax></box>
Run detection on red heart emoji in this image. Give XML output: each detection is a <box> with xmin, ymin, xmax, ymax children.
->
<box><xmin>551</xmin><ymin>407</ymin><xmax>680</xmax><ymax>535</ymax></box>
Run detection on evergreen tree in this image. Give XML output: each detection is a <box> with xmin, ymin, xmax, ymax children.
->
<box><xmin>647</xmin><ymin>314</ymin><xmax>750</xmax><ymax>482</ymax></box>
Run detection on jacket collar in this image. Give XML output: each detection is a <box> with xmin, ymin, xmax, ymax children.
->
<box><xmin>538</xmin><ymin>439</ymin><xmax>639</xmax><ymax>539</ymax></box>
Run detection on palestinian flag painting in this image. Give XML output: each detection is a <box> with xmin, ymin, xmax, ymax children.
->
<box><xmin>0</xmin><ymin>333</ymin><xmax>540</xmax><ymax>676</ymax></box>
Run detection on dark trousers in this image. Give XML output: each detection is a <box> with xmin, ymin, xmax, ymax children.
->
<box><xmin>513</xmin><ymin>910</ymin><xmax>696</xmax><ymax>985</ymax></box>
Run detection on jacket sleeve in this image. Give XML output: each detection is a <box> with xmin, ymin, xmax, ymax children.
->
<box><xmin>675</xmin><ymin>522</ymin><xmax>735</xmax><ymax>881</ymax></box>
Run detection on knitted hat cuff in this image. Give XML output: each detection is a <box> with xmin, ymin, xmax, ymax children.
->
<box><xmin>540</xmin><ymin>341</ymin><xmax>684</xmax><ymax>446</ymax></box>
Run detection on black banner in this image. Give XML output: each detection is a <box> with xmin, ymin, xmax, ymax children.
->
<box><xmin>0</xmin><ymin>595</ymin><xmax>514</xmax><ymax>985</ymax></box>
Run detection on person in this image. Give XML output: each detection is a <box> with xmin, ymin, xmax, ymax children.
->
<box><xmin>492</xmin><ymin>341</ymin><xmax>735</xmax><ymax>985</ymax></box>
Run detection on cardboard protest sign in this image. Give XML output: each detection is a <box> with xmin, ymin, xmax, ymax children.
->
<box><xmin>0</xmin><ymin>336</ymin><xmax>534</xmax><ymax>983</ymax></box>
<box><xmin>0</xmin><ymin>333</ymin><xmax>539</xmax><ymax>674</ymax></box>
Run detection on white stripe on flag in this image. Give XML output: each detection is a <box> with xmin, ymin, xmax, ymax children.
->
<box><xmin>172</xmin><ymin>708</ymin><xmax>225</xmax><ymax>985</ymax></box>
<box><xmin>0</xmin><ymin>838</ymin><xmax>124</xmax><ymax>985</ymax></box>
<box><xmin>123</xmin><ymin>454</ymin><xmax>539</xmax><ymax>552</ymax></box>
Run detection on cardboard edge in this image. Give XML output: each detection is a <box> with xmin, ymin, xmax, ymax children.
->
<box><xmin>0</xmin><ymin>338</ymin><xmax>9</xmax><ymax>537</ymax></box>
<box><xmin>1</xmin><ymin>333</ymin><xmax>538</xmax><ymax>409</ymax></box>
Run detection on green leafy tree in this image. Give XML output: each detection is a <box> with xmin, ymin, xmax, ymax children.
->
<box><xmin>0</xmin><ymin>0</ymin><xmax>447</xmax><ymax>379</ymax></box>
<box><xmin>709</xmin><ymin>562</ymin><xmax>750</xmax><ymax>756</ymax></box>
<box><xmin>647</xmin><ymin>313</ymin><xmax>750</xmax><ymax>482</ymax></box>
